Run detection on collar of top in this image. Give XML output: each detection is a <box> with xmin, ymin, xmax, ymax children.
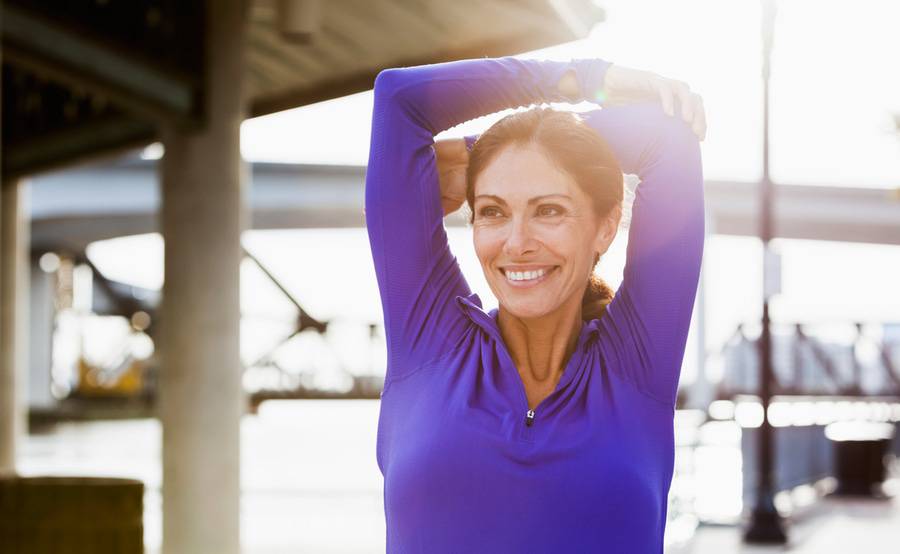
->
<box><xmin>454</xmin><ymin>292</ymin><xmax>602</xmax><ymax>351</ymax></box>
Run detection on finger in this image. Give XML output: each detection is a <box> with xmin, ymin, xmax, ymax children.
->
<box><xmin>655</xmin><ymin>79</ymin><xmax>674</xmax><ymax>117</ymax></box>
<box><xmin>696</xmin><ymin>96</ymin><xmax>707</xmax><ymax>141</ymax></box>
<box><xmin>676</xmin><ymin>82</ymin><xmax>693</xmax><ymax>123</ymax></box>
<box><xmin>692</xmin><ymin>94</ymin><xmax>707</xmax><ymax>141</ymax></box>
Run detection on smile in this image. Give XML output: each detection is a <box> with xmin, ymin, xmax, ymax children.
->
<box><xmin>501</xmin><ymin>266</ymin><xmax>558</xmax><ymax>287</ymax></box>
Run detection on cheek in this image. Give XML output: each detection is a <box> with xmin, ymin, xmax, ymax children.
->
<box><xmin>538</xmin><ymin>221</ymin><xmax>585</xmax><ymax>254</ymax></box>
<box><xmin>472</xmin><ymin>229</ymin><xmax>503</xmax><ymax>263</ymax></box>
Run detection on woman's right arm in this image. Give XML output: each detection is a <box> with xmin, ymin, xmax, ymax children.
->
<box><xmin>366</xmin><ymin>57</ymin><xmax>613</xmax><ymax>386</ymax></box>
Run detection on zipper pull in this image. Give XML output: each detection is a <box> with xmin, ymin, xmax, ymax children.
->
<box><xmin>525</xmin><ymin>409</ymin><xmax>535</xmax><ymax>427</ymax></box>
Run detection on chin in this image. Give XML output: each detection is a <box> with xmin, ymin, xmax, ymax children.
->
<box><xmin>501</xmin><ymin>299</ymin><xmax>556</xmax><ymax>320</ymax></box>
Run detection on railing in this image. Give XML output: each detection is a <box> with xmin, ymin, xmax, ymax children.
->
<box><xmin>714</xmin><ymin>321</ymin><xmax>900</xmax><ymax>399</ymax></box>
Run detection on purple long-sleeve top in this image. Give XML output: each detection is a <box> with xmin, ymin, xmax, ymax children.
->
<box><xmin>364</xmin><ymin>55</ymin><xmax>704</xmax><ymax>553</ymax></box>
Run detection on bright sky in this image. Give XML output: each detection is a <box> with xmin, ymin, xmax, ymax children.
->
<box><xmin>92</xmin><ymin>0</ymin><xmax>900</xmax><ymax>384</ymax></box>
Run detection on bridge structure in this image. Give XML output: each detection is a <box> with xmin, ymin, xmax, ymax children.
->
<box><xmin>16</xmin><ymin>153</ymin><xmax>900</xmax><ymax>419</ymax></box>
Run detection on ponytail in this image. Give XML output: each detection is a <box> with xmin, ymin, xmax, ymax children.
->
<box><xmin>581</xmin><ymin>252</ymin><xmax>615</xmax><ymax>321</ymax></box>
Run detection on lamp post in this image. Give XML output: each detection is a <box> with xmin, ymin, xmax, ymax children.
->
<box><xmin>743</xmin><ymin>0</ymin><xmax>788</xmax><ymax>544</ymax></box>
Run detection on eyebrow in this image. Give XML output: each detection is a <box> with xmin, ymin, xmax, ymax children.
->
<box><xmin>473</xmin><ymin>194</ymin><xmax>571</xmax><ymax>205</ymax></box>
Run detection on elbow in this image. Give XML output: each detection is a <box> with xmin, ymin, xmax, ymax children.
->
<box><xmin>373</xmin><ymin>67</ymin><xmax>415</xmax><ymax>103</ymax></box>
<box><xmin>373</xmin><ymin>68</ymin><xmax>401</xmax><ymax>94</ymax></box>
<box><xmin>647</xmin><ymin>102</ymin><xmax>699</xmax><ymax>147</ymax></box>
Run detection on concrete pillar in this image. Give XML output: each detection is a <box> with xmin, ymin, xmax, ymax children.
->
<box><xmin>29</xmin><ymin>257</ymin><xmax>57</xmax><ymax>411</ymax></box>
<box><xmin>157</xmin><ymin>2</ymin><xmax>248</xmax><ymax>553</ymax></box>
<box><xmin>0</xmin><ymin>178</ymin><xmax>31</xmax><ymax>475</ymax></box>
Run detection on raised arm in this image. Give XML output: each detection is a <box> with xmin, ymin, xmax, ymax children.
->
<box><xmin>366</xmin><ymin>57</ymin><xmax>613</xmax><ymax>386</ymax></box>
<box><xmin>583</xmin><ymin>103</ymin><xmax>705</xmax><ymax>407</ymax></box>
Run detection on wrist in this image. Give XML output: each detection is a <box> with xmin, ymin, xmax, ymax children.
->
<box><xmin>569</xmin><ymin>59</ymin><xmax>614</xmax><ymax>105</ymax></box>
<box><xmin>557</xmin><ymin>69</ymin><xmax>581</xmax><ymax>102</ymax></box>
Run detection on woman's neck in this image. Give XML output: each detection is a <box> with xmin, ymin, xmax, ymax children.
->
<box><xmin>496</xmin><ymin>299</ymin><xmax>583</xmax><ymax>391</ymax></box>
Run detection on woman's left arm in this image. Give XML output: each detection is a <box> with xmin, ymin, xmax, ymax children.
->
<box><xmin>581</xmin><ymin>103</ymin><xmax>705</xmax><ymax>408</ymax></box>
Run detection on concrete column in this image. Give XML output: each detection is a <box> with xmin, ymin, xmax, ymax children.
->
<box><xmin>0</xmin><ymin>178</ymin><xmax>31</xmax><ymax>475</ymax></box>
<box><xmin>158</xmin><ymin>2</ymin><xmax>248</xmax><ymax>553</ymax></box>
<box><xmin>29</xmin><ymin>257</ymin><xmax>57</xmax><ymax>411</ymax></box>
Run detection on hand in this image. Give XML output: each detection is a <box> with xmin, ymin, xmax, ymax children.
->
<box><xmin>559</xmin><ymin>64</ymin><xmax>707</xmax><ymax>141</ymax></box>
<box><xmin>602</xmin><ymin>64</ymin><xmax>707</xmax><ymax>141</ymax></box>
<box><xmin>434</xmin><ymin>138</ymin><xmax>469</xmax><ymax>217</ymax></box>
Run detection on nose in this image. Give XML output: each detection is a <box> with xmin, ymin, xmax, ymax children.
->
<box><xmin>502</xmin><ymin>216</ymin><xmax>538</xmax><ymax>258</ymax></box>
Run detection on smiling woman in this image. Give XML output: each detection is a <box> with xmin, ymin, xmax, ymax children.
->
<box><xmin>464</xmin><ymin>106</ymin><xmax>624</xmax><ymax>327</ymax></box>
<box><xmin>365</xmin><ymin>55</ymin><xmax>705</xmax><ymax>553</ymax></box>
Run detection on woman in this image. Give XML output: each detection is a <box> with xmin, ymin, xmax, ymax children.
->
<box><xmin>365</xmin><ymin>55</ymin><xmax>706</xmax><ymax>552</ymax></box>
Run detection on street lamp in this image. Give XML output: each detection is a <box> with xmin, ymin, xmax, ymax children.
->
<box><xmin>743</xmin><ymin>0</ymin><xmax>788</xmax><ymax>544</ymax></box>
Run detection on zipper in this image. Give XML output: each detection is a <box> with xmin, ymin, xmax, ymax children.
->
<box><xmin>465</xmin><ymin>307</ymin><xmax>549</xmax><ymax>432</ymax></box>
<box><xmin>512</xmin><ymin>334</ymin><xmax>591</xmax><ymax>434</ymax></box>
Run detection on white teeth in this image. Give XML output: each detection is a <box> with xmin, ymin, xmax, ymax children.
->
<box><xmin>505</xmin><ymin>268</ymin><xmax>549</xmax><ymax>282</ymax></box>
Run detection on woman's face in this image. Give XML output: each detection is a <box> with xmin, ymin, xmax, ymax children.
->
<box><xmin>472</xmin><ymin>143</ymin><xmax>615</xmax><ymax>320</ymax></box>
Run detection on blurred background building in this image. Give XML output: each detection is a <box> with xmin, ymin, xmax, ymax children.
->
<box><xmin>1</xmin><ymin>0</ymin><xmax>899</xmax><ymax>553</ymax></box>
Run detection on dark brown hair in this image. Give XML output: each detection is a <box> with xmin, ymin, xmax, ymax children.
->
<box><xmin>464</xmin><ymin>106</ymin><xmax>624</xmax><ymax>322</ymax></box>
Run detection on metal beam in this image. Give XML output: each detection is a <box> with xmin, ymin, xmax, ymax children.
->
<box><xmin>705</xmin><ymin>179</ymin><xmax>900</xmax><ymax>246</ymax></box>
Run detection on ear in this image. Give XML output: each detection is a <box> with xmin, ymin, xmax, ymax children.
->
<box><xmin>592</xmin><ymin>209</ymin><xmax>620</xmax><ymax>256</ymax></box>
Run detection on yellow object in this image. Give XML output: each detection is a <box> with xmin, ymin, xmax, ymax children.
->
<box><xmin>76</xmin><ymin>357</ymin><xmax>144</xmax><ymax>397</ymax></box>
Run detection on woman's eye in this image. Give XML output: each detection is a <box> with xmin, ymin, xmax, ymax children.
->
<box><xmin>539</xmin><ymin>205</ymin><xmax>563</xmax><ymax>216</ymax></box>
<box><xmin>479</xmin><ymin>207</ymin><xmax>501</xmax><ymax>217</ymax></box>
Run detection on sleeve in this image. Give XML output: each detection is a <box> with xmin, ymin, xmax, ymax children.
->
<box><xmin>581</xmin><ymin>103</ymin><xmax>706</xmax><ymax>407</ymax></box>
<box><xmin>365</xmin><ymin>56</ymin><xmax>613</xmax><ymax>385</ymax></box>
